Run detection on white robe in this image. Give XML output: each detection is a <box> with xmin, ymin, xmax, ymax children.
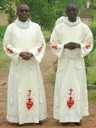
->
<box><xmin>3</xmin><ymin>18</ymin><xmax>47</xmax><ymax>124</ymax></box>
<box><xmin>50</xmin><ymin>17</ymin><xmax>93</xmax><ymax>123</ymax></box>
<box><xmin>55</xmin><ymin>16</ymin><xmax>65</xmax><ymax>26</ymax></box>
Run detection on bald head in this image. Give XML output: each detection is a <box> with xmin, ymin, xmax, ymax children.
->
<box><xmin>17</xmin><ymin>4</ymin><xmax>29</xmax><ymax>12</ymax></box>
<box><xmin>16</xmin><ymin>4</ymin><xmax>30</xmax><ymax>22</ymax></box>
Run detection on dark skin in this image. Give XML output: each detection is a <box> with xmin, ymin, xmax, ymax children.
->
<box><xmin>17</xmin><ymin>4</ymin><xmax>33</xmax><ymax>60</ymax></box>
<box><xmin>64</xmin><ymin>4</ymin><xmax>81</xmax><ymax>50</ymax></box>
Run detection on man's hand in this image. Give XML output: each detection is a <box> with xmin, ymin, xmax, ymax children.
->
<box><xmin>64</xmin><ymin>42</ymin><xmax>81</xmax><ymax>50</ymax></box>
<box><xmin>20</xmin><ymin>52</ymin><xmax>33</xmax><ymax>60</ymax></box>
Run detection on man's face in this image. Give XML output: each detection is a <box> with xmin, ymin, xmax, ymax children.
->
<box><xmin>17</xmin><ymin>5</ymin><xmax>29</xmax><ymax>22</ymax></box>
<box><xmin>66</xmin><ymin>4</ymin><xmax>78</xmax><ymax>21</ymax></box>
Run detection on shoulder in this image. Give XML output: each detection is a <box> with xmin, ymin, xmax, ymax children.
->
<box><xmin>5</xmin><ymin>22</ymin><xmax>15</xmax><ymax>32</ymax></box>
<box><xmin>7</xmin><ymin>22</ymin><xmax>15</xmax><ymax>28</ymax></box>
<box><xmin>80</xmin><ymin>21</ymin><xmax>92</xmax><ymax>34</ymax></box>
<box><xmin>55</xmin><ymin>16</ymin><xmax>65</xmax><ymax>25</ymax></box>
<box><xmin>80</xmin><ymin>21</ymin><xmax>90</xmax><ymax>29</ymax></box>
<box><xmin>31</xmin><ymin>22</ymin><xmax>41</xmax><ymax>29</ymax></box>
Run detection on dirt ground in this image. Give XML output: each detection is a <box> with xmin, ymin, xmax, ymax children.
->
<box><xmin>0</xmin><ymin>48</ymin><xmax>96</xmax><ymax>128</ymax></box>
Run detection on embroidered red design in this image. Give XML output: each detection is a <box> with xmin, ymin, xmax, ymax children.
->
<box><xmin>67</xmin><ymin>97</ymin><xmax>74</xmax><ymax>108</ymax></box>
<box><xmin>37</xmin><ymin>43</ymin><xmax>44</xmax><ymax>52</ymax></box>
<box><xmin>26</xmin><ymin>98</ymin><xmax>33</xmax><ymax>110</ymax></box>
<box><xmin>85</xmin><ymin>42</ymin><xmax>91</xmax><ymax>49</ymax></box>
<box><xmin>6</xmin><ymin>47</ymin><xmax>14</xmax><ymax>53</ymax></box>
<box><xmin>27</xmin><ymin>89</ymin><xmax>32</xmax><ymax>97</ymax></box>
<box><xmin>51</xmin><ymin>45</ymin><xmax>58</xmax><ymax>49</ymax></box>
<box><xmin>26</xmin><ymin>89</ymin><xmax>33</xmax><ymax>110</ymax></box>
<box><xmin>67</xmin><ymin>88</ymin><xmax>74</xmax><ymax>109</ymax></box>
<box><xmin>69</xmin><ymin>88</ymin><xmax>73</xmax><ymax>95</ymax></box>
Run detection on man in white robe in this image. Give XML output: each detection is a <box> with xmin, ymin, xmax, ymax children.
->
<box><xmin>50</xmin><ymin>3</ymin><xmax>93</xmax><ymax>125</ymax></box>
<box><xmin>3</xmin><ymin>4</ymin><xmax>47</xmax><ymax>125</ymax></box>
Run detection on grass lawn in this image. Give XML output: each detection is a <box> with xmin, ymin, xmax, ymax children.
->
<box><xmin>86</xmin><ymin>48</ymin><xmax>96</xmax><ymax>84</ymax></box>
<box><xmin>92</xmin><ymin>9</ymin><xmax>96</xmax><ymax>21</ymax></box>
<box><xmin>0</xmin><ymin>38</ymin><xmax>10</xmax><ymax>69</ymax></box>
<box><xmin>87</xmin><ymin>67</ymin><xmax>96</xmax><ymax>84</ymax></box>
<box><xmin>88</xmin><ymin>89</ymin><xmax>96</xmax><ymax>101</ymax></box>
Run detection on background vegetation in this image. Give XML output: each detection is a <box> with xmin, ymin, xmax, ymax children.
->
<box><xmin>0</xmin><ymin>0</ymin><xmax>87</xmax><ymax>29</ymax></box>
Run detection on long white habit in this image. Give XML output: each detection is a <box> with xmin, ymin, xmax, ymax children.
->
<box><xmin>3</xmin><ymin>18</ymin><xmax>47</xmax><ymax>124</ymax></box>
<box><xmin>50</xmin><ymin>17</ymin><xmax>93</xmax><ymax>123</ymax></box>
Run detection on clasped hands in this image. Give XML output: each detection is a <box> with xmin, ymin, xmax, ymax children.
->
<box><xmin>64</xmin><ymin>42</ymin><xmax>81</xmax><ymax>50</ymax></box>
<box><xmin>20</xmin><ymin>52</ymin><xmax>33</xmax><ymax>60</ymax></box>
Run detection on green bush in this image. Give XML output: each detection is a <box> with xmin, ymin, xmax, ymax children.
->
<box><xmin>92</xmin><ymin>3</ymin><xmax>96</xmax><ymax>9</ymax></box>
<box><xmin>0</xmin><ymin>26</ymin><xmax>6</xmax><ymax>38</ymax></box>
<box><xmin>88</xmin><ymin>89</ymin><xmax>96</xmax><ymax>101</ymax></box>
<box><xmin>42</xmin><ymin>29</ymin><xmax>51</xmax><ymax>42</ymax></box>
<box><xmin>94</xmin><ymin>39</ymin><xmax>96</xmax><ymax>48</ymax></box>
<box><xmin>90</xmin><ymin>21</ymin><xmax>96</xmax><ymax>39</ymax></box>
<box><xmin>0</xmin><ymin>38</ymin><xmax>10</xmax><ymax>69</ymax></box>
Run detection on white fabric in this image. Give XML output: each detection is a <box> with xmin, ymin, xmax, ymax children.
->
<box><xmin>50</xmin><ymin>17</ymin><xmax>93</xmax><ymax>122</ymax></box>
<box><xmin>3</xmin><ymin>18</ymin><xmax>47</xmax><ymax>124</ymax></box>
<box><xmin>55</xmin><ymin>16</ymin><xmax>65</xmax><ymax>26</ymax></box>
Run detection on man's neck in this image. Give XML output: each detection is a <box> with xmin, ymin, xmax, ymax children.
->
<box><xmin>68</xmin><ymin>18</ymin><xmax>76</xmax><ymax>22</ymax></box>
<box><xmin>18</xmin><ymin>18</ymin><xmax>29</xmax><ymax>26</ymax></box>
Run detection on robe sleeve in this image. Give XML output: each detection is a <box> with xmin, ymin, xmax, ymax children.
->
<box><xmin>80</xmin><ymin>25</ymin><xmax>93</xmax><ymax>57</ymax></box>
<box><xmin>29</xmin><ymin>26</ymin><xmax>46</xmax><ymax>63</ymax></box>
<box><xmin>50</xmin><ymin>27</ymin><xmax>64</xmax><ymax>58</ymax></box>
<box><xmin>3</xmin><ymin>26</ymin><xmax>21</xmax><ymax>64</ymax></box>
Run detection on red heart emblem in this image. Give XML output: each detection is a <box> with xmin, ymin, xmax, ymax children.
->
<box><xmin>67</xmin><ymin>97</ymin><xmax>74</xmax><ymax>108</ymax></box>
<box><xmin>26</xmin><ymin>98</ymin><xmax>33</xmax><ymax>110</ymax></box>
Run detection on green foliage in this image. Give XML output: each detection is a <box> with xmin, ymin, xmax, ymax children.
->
<box><xmin>43</xmin><ymin>29</ymin><xmax>51</xmax><ymax>42</ymax></box>
<box><xmin>19</xmin><ymin>0</ymin><xmax>55</xmax><ymax>29</ymax></box>
<box><xmin>5</xmin><ymin>2</ymin><xmax>16</xmax><ymax>24</ymax></box>
<box><xmin>85</xmin><ymin>41</ymin><xmax>96</xmax><ymax>67</ymax></box>
<box><xmin>93</xmin><ymin>39</ymin><xmax>96</xmax><ymax>48</ymax></box>
<box><xmin>87</xmin><ymin>66</ymin><xmax>96</xmax><ymax>84</ymax></box>
<box><xmin>48</xmin><ymin>0</ymin><xmax>85</xmax><ymax>18</ymax></box>
<box><xmin>16</xmin><ymin>0</ymin><xmax>85</xmax><ymax>30</ymax></box>
<box><xmin>90</xmin><ymin>22</ymin><xmax>96</xmax><ymax>39</ymax></box>
<box><xmin>0</xmin><ymin>0</ymin><xmax>16</xmax><ymax>24</ymax></box>
<box><xmin>85</xmin><ymin>40</ymin><xmax>96</xmax><ymax>84</ymax></box>
<box><xmin>88</xmin><ymin>89</ymin><xmax>96</xmax><ymax>101</ymax></box>
<box><xmin>92</xmin><ymin>9</ymin><xmax>96</xmax><ymax>20</ymax></box>
<box><xmin>92</xmin><ymin>0</ymin><xmax>96</xmax><ymax>2</ymax></box>
<box><xmin>0</xmin><ymin>26</ymin><xmax>7</xmax><ymax>38</ymax></box>
<box><xmin>92</xmin><ymin>0</ymin><xmax>96</xmax><ymax>9</ymax></box>
<box><xmin>0</xmin><ymin>38</ymin><xmax>10</xmax><ymax>69</ymax></box>
<box><xmin>0</xmin><ymin>0</ymin><xmax>8</xmax><ymax>10</ymax></box>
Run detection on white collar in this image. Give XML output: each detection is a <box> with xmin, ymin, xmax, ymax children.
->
<box><xmin>18</xmin><ymin>19</ymin><xmax>29</xmax><ymax>26</ymax></box>
<box><xmin>63</xmin><ymin>17</ymin><xmax>81</xmax><ymax>26</ymax></box>
<box><xmin>15</xmin><ymin>17</ymin><xmax>31</xmax><ymax>28</ymax></box>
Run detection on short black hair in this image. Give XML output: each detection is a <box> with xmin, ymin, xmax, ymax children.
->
<box><xmin>66</xmin><ymin>3</ymin><xmax>78</xmax><ymax>10</ymax></box>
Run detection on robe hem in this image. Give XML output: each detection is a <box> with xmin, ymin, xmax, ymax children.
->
<box><xmin>53</xmin><ymin>113</ymin><xmax>89</xmax><ymax>122</ymax></box>
<box><xmin>7</xmin><ymin>115</ymin><xmax>47</xmax><ymax>124</ymax></box>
